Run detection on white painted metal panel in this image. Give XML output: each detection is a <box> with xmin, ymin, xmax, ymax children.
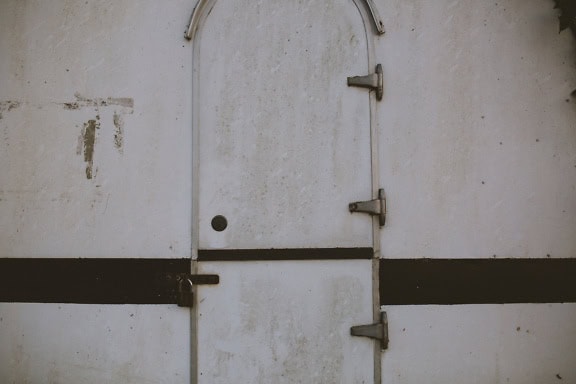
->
<box><xmin>0</xmin><ymin>1</ymin><xmax>193</xmax><ymax>382</ymax></box>
<box><xmin>377</xmin><ymin>0</ymin><xmax>576</xmax><ymax>259</ymax></box>
<box><xmin>197</xmin><ymin>261</ymin><xmax>374</xmax><ymax>384</ymax></box>
<box><xmin>194</xmin><ymin>1</ymin><xmax>376</xmax><ymax>382</ymax></box>
<box><xmin>197</xmin><ymin>0</ymin><xmax>372</xmax><ymax>249</ymax></box>
<box><xmin>0</xmin><ymin>304</ymin><xmax>189</xmax><ymax>383</ymax></box>
<box><xmin>0</xmin><ymin>0</ymin><xmax>193</xmax><ymax>258</ymax></box>
<box><xmin>376</xmin><ymin>1</ymin><xmax>576</xmax><ymax>383</ymax></box>
<box><xmin>383</xmin><ymin>305</ymin><xmax>576</xmax><ymax>384</ymax></box>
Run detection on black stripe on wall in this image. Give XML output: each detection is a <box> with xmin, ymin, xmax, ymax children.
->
<box><xmin>2</xmin><ymin>257</ymin><xmax>574</xmax><ymax>305</ymax></box>
<box><xmin>380</xmin><ymin>258</ymin><xmax>576</xmax><ymax>305</ymax></box>
<box><xmin>198</xmin><ymin>247</ymin><xmax>374</xmax><ymax>261</ymax></box>
<box><xmin>0</xmin><ymin>258</ymin><xmax>190</xmax><ymax>304</ymax></box>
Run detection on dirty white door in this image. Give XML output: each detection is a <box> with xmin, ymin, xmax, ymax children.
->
<box><xmin>193</xmin><ymin>0</ymin><xmax>377</xmax><ymax>382</ymax></box>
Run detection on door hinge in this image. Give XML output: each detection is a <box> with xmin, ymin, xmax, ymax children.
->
<box><xmin>349</xmin><ymin>188</ymin><xmax>386</xmax><ymax>227</ymax></box>
<box><xmin>347</xmin><ymin>64</ymin><xmax>383</xmax><ymax>101</ymax></box>
<box><xmin>350</xmin><ymin>311</ymin><xmax>389</xmax><ymax>350</ymax></box>
<box><xmin>176</xmin><ymin>273</ymin><xmax>219</xmax><ymax>307</ymax></box>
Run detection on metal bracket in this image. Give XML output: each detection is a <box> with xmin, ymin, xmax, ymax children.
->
<box><xmin>176</xmin><ymin>273</ymin><xmax>219</xmax><ymax>307</ymax></box>
<box><xmin>350</xmin><ymin>311</ymin><xmax>389</xmax><ymax>350</ymax></box>
<box><xmin>349</xmin><ymin>188</ymin><xmax>386</xmax><ymax>227</ymax></box>
<box><xmin>347</xmin><ymin>64</ymin><xmax>383</xmax><ymax>101</ymax></box>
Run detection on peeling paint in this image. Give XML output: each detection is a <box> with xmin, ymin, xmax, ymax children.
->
<box><xmin>81</xmin><ymin>119</ymin><xmax>100</xmax><ymax>179</ymax></box>
<box><xmin>72</xmin><ymin>93</ymin><xmax>134</xmax><ymax>109</ymax></box>
<box><xmin>113</xmin><ymin>111</ymin><xmax>124</xmax><ymax>153</ymax></box>
<box><xmin>1</xmin><ymin>98</ymin><xmax>133</xmax><ymax>113</ymax></box>
<box><xmin>62</xmin><ymin>102</ymin><xmax>79</xmax><ymax>110</ymax></box>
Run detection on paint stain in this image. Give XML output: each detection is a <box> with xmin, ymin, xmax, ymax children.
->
<box><xmin>82</xmin><ymin>119</ymin><xmax>100</xmax><ymax>179</ymax></box>
<box><xmin>113</xmin><ymin>111</ymin><xmax>124</xmax><ymax>153</ymax></box>
<box><xmin>62</xmin><ymin>102</ymin><xmax>79</xmax><ymax>110</ymax></box>
<box><xmin>0</xmin><ymin>101</ymin><xmax>21</xmax><ymax>111</ymax></box>
<box><xmin>73</xmin><ymin>93</ymin><xmax>134</xmax><ymax>108</ymax></box>
<box><xmin>0</xmin><ymin>101</ymin><xmax>22</xmax><ymax>119</ymax></box>
<box><xmin>58</xmin><ymin>94</ymin><xmax>134</xmax><ymax>111</ymax></box>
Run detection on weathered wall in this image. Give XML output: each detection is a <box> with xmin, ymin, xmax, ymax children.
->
<box><xmin>0</xmin><ymin>1</ymin><xmax>194</xmax><ymax>382</ymax></box>
<box><xmin>0</xmin><ymin>0</ymin><xmax>575</xmax><ymax>383</ymax></box>
<box><xmin>377</xmin><ymin>1</ymin><xmax>576</xmax><ymax>383</ymax></box>
<box><xmin>0</xmin><ymin>0</ymin><xmax>193</xmax><ymax>258</ymax></box>
<box><xmin>378</xmin><ymin>0</ymin><xmax>576</xmax><ymax>259</ymax></box>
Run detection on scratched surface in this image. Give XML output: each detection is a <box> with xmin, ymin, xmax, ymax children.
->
<box><xmin>0</xmin><ymin>1</ymin><xmax>193</xmax><ymax>382</ymax></box>
<box><xmin>1</xmin><ymin>0</ymin><xmax>576</xmax><ymax>383</ymax></box>
<box><xmin>196</xmin><ymin>0</ymin><xmax>372</xmax><ymax>250</ymax></box>
<box><xmin>193</xmin><ymin>1</ymin><xmax>376</xmax><ymax>382</ymax></box>
<box><xmin>0</xmin><ymin>1</ymin><xmax>193</xmax><ymax>258</ymax></box>
<box><xmin>376</xmin><ymin>1</ymin><xmax>576</xmax><ymax>383</ymax></box>
<box><xmin>0</xmin><ymin>303</ymin><xmax>189</xmax><ymax>383</ymax></box>
<box><xmin>197</xmin><ymin>260</ymin><xmax>374</xmax><ymax>384</ymax></box>
<box><xmin>377</xmin><ymin>0</ymin><xmax>576</xmax><ymax>259</ymax></box>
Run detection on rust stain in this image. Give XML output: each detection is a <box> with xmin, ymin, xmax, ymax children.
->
<box><xmin>81</xmin><ymin>118</ymin><xmax>100</xmax><ymax>179</ymax></box>
<box><xmin>113</xmin><ymin>111</ymin><xmax>124</xmax><ymax>153</ymax></box>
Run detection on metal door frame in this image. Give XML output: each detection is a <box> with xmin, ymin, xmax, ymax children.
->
<box><xmin>188</xmin><ymin>1</ymin><xmax>384</xmax><ymax>382</ymax></box>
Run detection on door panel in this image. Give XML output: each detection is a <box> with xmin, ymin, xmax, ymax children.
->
<box><xmin>194</xmin><ymin>0</ymin><xmax>376</xmax><ymax>382</ymax></box>
<box><xmin>197</xmin><ymin>0</ymin><xmax>372</xmax><ymax>250</ymax></box>
<box><xmin>197</xmin><ymin>260</ymin><xmax>374</xmax><ymax>384</ymax></box>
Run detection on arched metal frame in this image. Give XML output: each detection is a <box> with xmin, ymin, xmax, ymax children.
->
<box><xmin>185</xmin><ymin>0</ymin><xmax>385</xmax><ymax>40</ymax></box>
<box><xmin>187</xmin><ymin>2</ymin><xmax>385</xmax><ymax>383</ymax></box>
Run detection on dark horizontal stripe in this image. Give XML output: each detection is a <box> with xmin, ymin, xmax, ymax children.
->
<box><xmin>0</xmin><ymin>258</ymin><xmax>190</xmax><ymax>304</ymax></box>
<box><xmin>3</xmin><ymin>256</ymin><xmax>573</xmax><ymax>305</ymax></box>
<box><xmin>198</xmin><ymin>248</ymin><xmax>374</xmax><ymax>261</ymax></box>
<box><xmin>380</xmin><ymin>258</ymin><xmax>576</xmax><ymax>305</ymax></box>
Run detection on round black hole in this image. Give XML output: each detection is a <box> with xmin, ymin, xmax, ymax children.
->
<box><xmin>211</xmin><ymin>215</ymin><xmax>228</xmax><ymax>232</ymax></box>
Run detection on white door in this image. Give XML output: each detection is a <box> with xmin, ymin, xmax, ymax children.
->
<box><xmin>193</xmin><ymin>0</ymin><xmax>378</xmax><ymax>382</ymax></box>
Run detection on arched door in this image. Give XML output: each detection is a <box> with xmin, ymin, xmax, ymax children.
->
<box><xmin>193</xmin><ymin>0</ymin><xmax>379</xmax><ymax>382</ymax></box>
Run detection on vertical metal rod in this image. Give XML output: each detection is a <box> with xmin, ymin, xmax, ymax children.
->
<box><xmin>362</xmin><ymin>1</ymin><xmax>383</xmax><ymax>383</ymax></box>
<box><xmin>189</xmin><ymin>1</ymin><xmax>203</xmax><ymax>381</ymax></box>
<box><xmin>189</xmin><ymin>260</ymin><xmax>199</xmax><ymax>384</ymax></box>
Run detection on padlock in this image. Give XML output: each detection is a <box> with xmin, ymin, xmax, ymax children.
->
<box><xmin>177</xmin><ymin>276</ymin><xmax>194</xmax><ymax>307</ymax></box>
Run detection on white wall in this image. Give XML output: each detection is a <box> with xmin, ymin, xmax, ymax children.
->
<box><xmin>378</xmin><ymin>0</ymin><xmax>576</xmax><ymax>259</ymax></box>
<box><xmin>0</xmin><ymin>2</ymin><xmax>194</xmax><ymax>382</ymax></box>
<box><xmin>0</xmin><ymin>0</ymin><xmax>575</xmax><ymax>383</ymax></box>
<box><xmin>376</xmin><ymin>1</ymin><xmax>576</xmax><ymax>382</ymax></box>
<box><xmin>0</xmin><ymin>0</ymin><xmax>194</xmax><ymax>258</ymax></box>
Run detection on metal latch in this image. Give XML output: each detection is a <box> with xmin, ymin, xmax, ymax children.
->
<box><xmin>176</xmin><ymin>273</ymin><xmax>219</xmax><ymax>307</ymax></box>
<box><xmin>350</xmin><ymin>311</ymin><xmax>389</xmax><ymax>350</ymax></box>
<box><xmin>347</xmin><ymin>64</ymin><xmax>383</xmax><ymax>101</ymax></box>
<box><xmin>349</xmin><ymin>188</ymin><xmax>386</xmax><ymax>227</ymax></box>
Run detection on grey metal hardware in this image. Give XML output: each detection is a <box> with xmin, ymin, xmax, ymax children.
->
<box><xmin>363</xmin><ymin>0</ymin><xmax>386</xmax><ymax>34</ymax></box>
<box><xmin>185</xmin><ymin>0</ymin><xmax>384</xmax><ymax>41</ymax></box>
<box><xmin>347</xmin><ymin>64</ymin><xmax>383</xmax><ymax>101</ymax></box>
<box><xmin>349</xmin><ymin>188</ymin><xmax>386</xmax><ymax>227</ymax></box>
<box><xmin>176</xmin><ymin>273</ymin><xmax>219</xmax><ymax>307</ymax></box>
<box><xmin>350</xmin><ymin>311</ymin><xmax>389</xmax><ymax>350</ymax></box>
